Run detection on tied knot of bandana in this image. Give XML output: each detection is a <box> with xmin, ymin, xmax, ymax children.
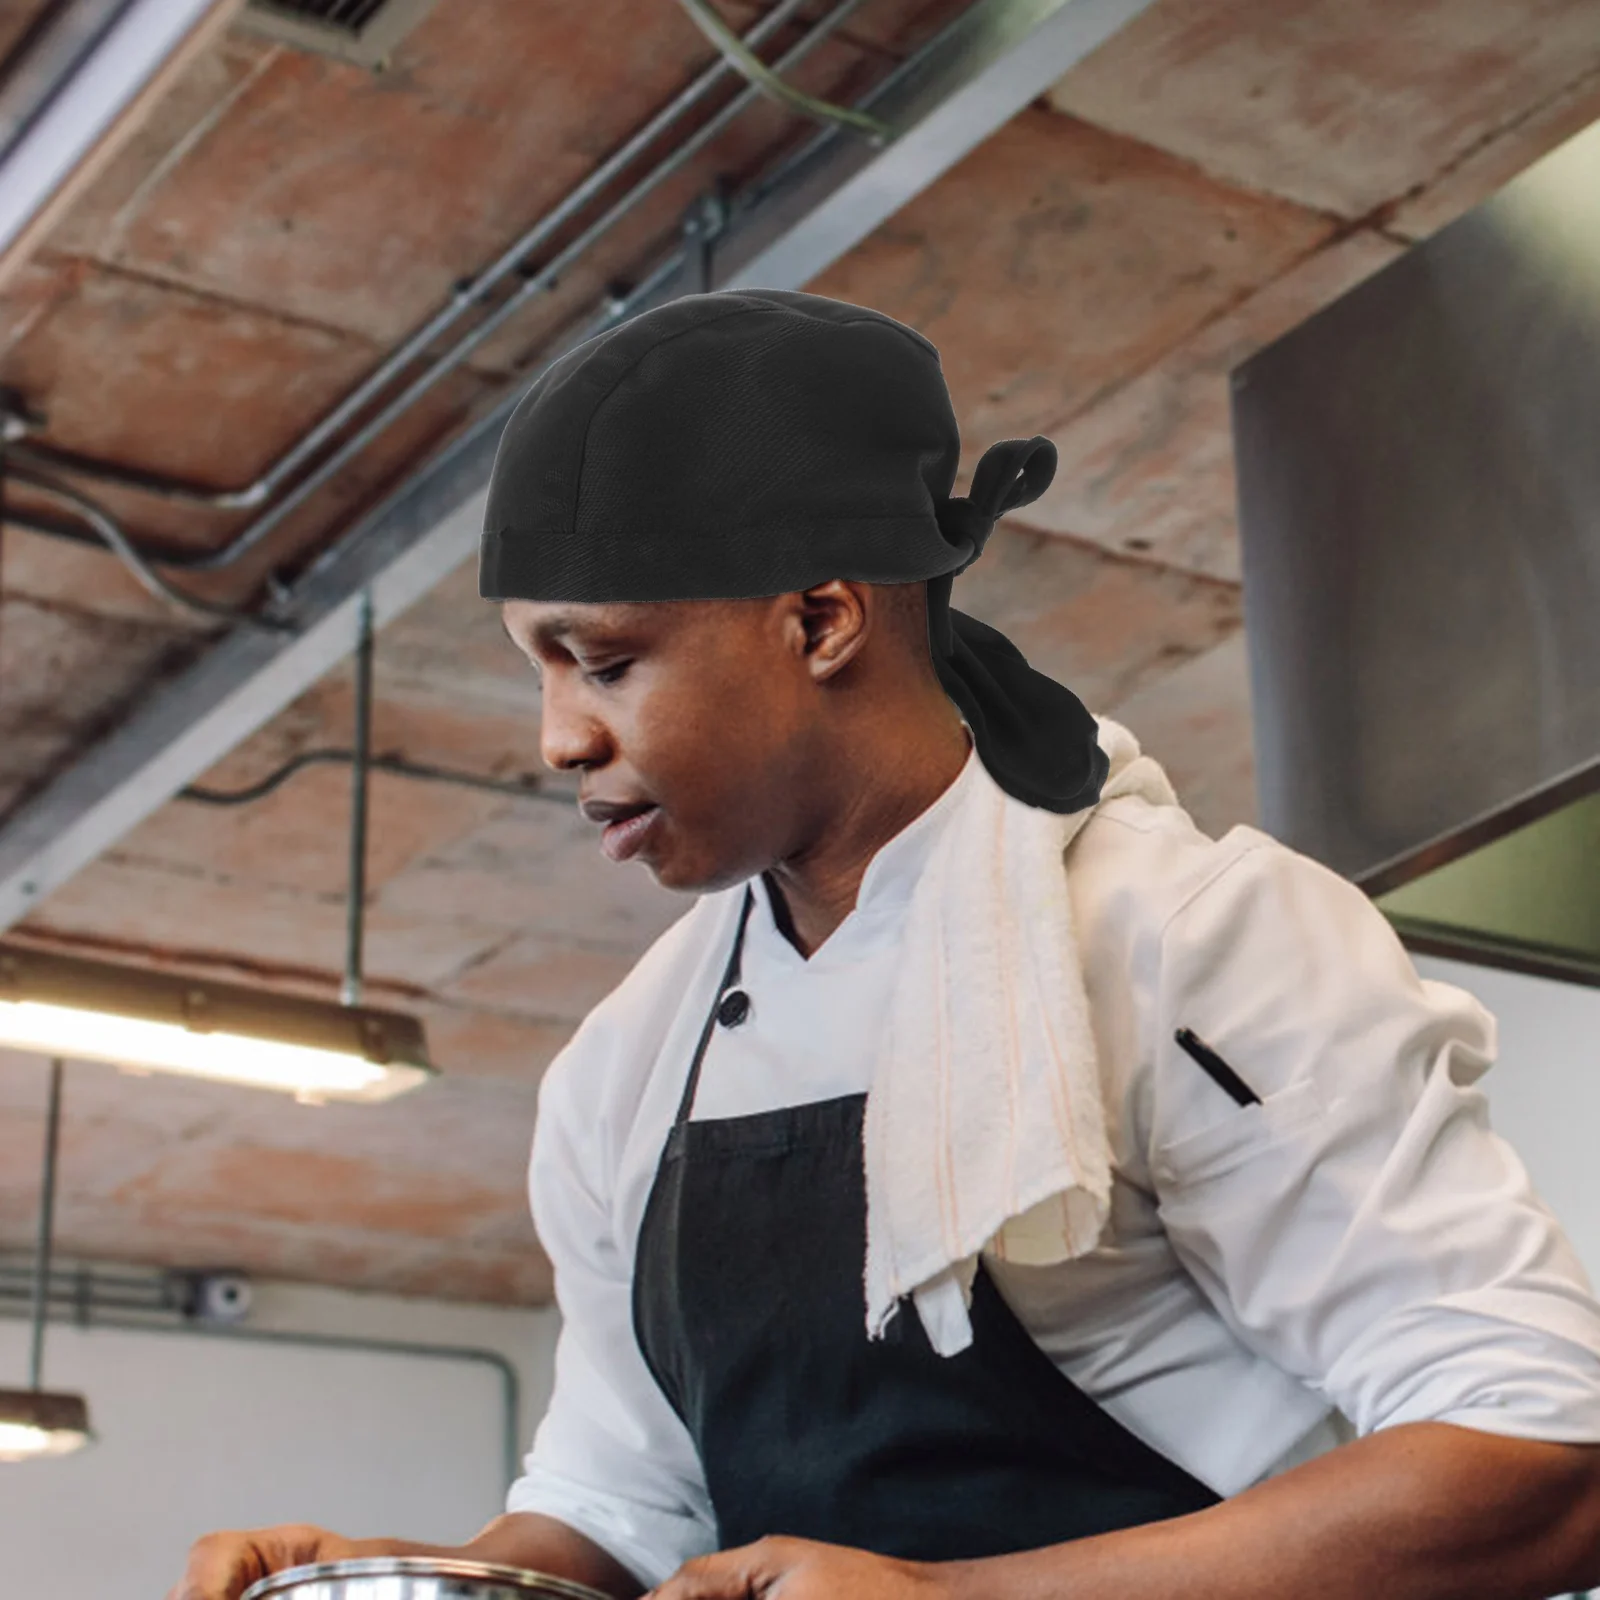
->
<box><xmin>924</xmin><ymin>435</ymin><xmax>1107</xmax><ymax>816</ymax></box>
<box><xmin>933</xmin><ymin>436</ymin><xmax>1060</xmax><ymax>573</ymax></box>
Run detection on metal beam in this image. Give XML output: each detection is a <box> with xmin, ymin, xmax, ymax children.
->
<box><xmin>0</xmin><ymin>390</ymin><xmax>512</xmax><ymax>930</ymax></box>
<box><xmin>719</xmin><ymin>0</ymin><xmax>1154</xmax><ymax>292</ymax></box>
<box><xmin>0</xmin><ymin>0</ymin><xmax>1152</xmax><ymax>934</ymax></box>
<box><xmin>0</xmin><ymin>0</ymin><xmax>243</xmax><ymax>293</ymax></box>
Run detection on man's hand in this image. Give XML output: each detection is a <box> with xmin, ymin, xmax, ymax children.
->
<box><xmin>649</xmin><ymin>1537</ymin><xmax>945</xmax><ymax>1600</ymax></box>
<box><xmin>167</xmin><ymin>1523</ymin><xmax>378</xmax><ymax>1600</ymax></box>
<box><xmin>167</xmin><ymin>1513</ymin><xmax>643</xmax><ymax>1600</ymax></box>
<box><xmin>649</xmin><ymin>1427</ymin><xmax>1600</xmax><ymax>1600</ymax></box>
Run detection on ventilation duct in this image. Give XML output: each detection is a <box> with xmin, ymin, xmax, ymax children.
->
<box><xmin>238</xmin><ymin>0</ymin><xmax>442</xmax><ymax>67</ymax></box>
<box><xmin>1232</xmin><ymin>118</ymin><xmax>1600</xmax><ymax>989</ymax></box>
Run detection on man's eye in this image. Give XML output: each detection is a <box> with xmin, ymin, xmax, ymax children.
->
<box><xmin>587</xmin><ymin>660</ymin><xmax>632</xmax><ymax>686</ymax></box>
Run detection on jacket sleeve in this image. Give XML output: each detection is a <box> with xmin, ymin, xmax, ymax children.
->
<box><xmin>505</xmin><ymin>1017</ymin><xmax>716</xmax><ymax>1587</ymax></box>
<box><xmin>1146</xmin><ymin>834</ymin><xmax>1600</xmax><ymax>1444</ymax></box>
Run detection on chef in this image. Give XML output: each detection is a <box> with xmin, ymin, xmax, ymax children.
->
<box><xmin>173</xmin><ymin>290</ymin><xmax>1600</xmax><ymax>1600</ymax></box>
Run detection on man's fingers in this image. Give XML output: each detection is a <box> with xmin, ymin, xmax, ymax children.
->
<box><xmin>166</xmin><ymin>1530</ymin><xmax>263</xmax><ymax>1600</ymax></box>
<box><xmin>651</xmin><ymin>1557</ymin><xmax>754</xmax><ymax>1600</ymax></box>
<box><xmin>168</xmin><ymin>1524</ymin><xmax>329</xmax><ymax>1600</ymax></box>
<box><xmin>651</xmin><ymin>1539</ymin><xmax>792</xmax><ymax>1600</ymax></box>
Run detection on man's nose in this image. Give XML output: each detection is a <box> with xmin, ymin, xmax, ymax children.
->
<box><xmin>539</xmin><ymin>682</ymin><xmax>608</xmax><ymax>772</ymax></box>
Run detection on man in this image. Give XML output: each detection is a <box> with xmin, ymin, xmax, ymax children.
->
<box><xmin>173</xmin><ymin>291</ymin><xmax>1600</xmax><ymax>1600</ymax></box>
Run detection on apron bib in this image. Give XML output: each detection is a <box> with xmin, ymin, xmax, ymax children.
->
<box><xmin>633</xmin><ymin>884</ymin><xmax>1218</xmax><ymax>1560</ymax></box>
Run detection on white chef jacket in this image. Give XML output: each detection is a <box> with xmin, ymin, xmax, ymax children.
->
<box><xmin>507</xmin><ymin>744</ymin><xmax>1600</xmax><ymax>1587</ymax></box>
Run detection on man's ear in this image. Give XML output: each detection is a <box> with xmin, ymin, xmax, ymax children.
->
<box><xmin>796</xmin><ymin>581</ymin><xmax>871</xmax><ymax>682</ymax></box>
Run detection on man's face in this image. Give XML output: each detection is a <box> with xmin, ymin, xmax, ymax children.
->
<box><xmin>501</xmin><ymin>595</ymin><xmax>832</xmax><ymax>893</ymax></box>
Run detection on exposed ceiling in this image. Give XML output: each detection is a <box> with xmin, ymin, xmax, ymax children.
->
<box><xmin>1</xmin><ymin>0</ymin><xmax>1596</xmax><ymax>1304</ymax></box>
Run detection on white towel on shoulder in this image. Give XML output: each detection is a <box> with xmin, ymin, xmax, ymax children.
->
<box><xmin>862</xmin><ymin>716</ymin><xmax>1177</xmax><ymax>1356</ymax></box>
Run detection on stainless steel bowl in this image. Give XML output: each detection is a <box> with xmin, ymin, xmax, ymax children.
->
<box><xmin>241</xmin><ymin>1556</ymin><xmax>613</xmax><ymax>1600</ymax></box>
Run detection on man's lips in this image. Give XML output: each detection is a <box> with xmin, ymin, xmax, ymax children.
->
<box><xmin>580</xmin><ymin>797</ymin><xmax>655</xmax><ymax>825</ymax></box>
<box><xmin>581</xmin><ymin>798</ymin><xmax>661</xmax><ymax>862</ymax></box>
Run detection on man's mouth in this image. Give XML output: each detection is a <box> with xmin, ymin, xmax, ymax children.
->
<box><xmin>581</xmin><ymin>799</ymin><xmax>661</xmax><ymax>862</ymax></box>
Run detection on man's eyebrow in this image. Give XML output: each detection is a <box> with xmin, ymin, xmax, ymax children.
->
<box><xmin>531</xmin><ymin>611</ymin><xmax>581</xmax><ymax>647</ymax></box>
<box><xmin>501</xmin><ymin>610</ymin><xmax>580</xmax><ymax>652</ymax></box>
<box><xmin>499</xmin><ymin>613</ymin><xmax>550</xmax><ymax>676</ymax></box>
<box><xmin>504</xmin><ymin>606</ymin><xmax>643</xmax><ymax>656</ymax></box>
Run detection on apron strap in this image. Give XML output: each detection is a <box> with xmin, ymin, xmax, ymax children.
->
<box><xmin>672</xmin><ymin>883</ymin><xmax>757</xmax><ymax>1128</ymax></box>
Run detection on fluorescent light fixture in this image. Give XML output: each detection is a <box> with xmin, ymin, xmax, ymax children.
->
<box><xmin>0</xmin><ymin>1388</ymin><xmax>91</xmax><ymax>1462</ymax></box>
<box><xmin>0</xmin><ymin>944</ymin><xmax>434</xmax><ymax>1103</ymax></box>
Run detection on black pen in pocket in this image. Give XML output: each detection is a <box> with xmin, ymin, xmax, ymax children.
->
<box><xmin>1174</xmin><ymin>1028</ymin><xmax>1262</xmax><ymax>1108</ymax></box>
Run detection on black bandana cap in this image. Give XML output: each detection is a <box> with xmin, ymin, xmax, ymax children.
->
<box><xmin>480</xmin><ymin>289</ymin><xmax>1107</xmax><ymax>814</ymax></box>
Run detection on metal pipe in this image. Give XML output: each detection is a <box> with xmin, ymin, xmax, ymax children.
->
<box><xmin>2</xmin><ymin>501</ymin><xmax>129</xmax><ymax>548</ymax></box>
<box><xmin>0</xmin><ymin>1262</ymin><xmax>170</xmax><ymax>1296</ymax></box>
<box><xmin>179</xmin><ymin>748</ymin><xmax>575</xmax><ymax>809</ymax></box>
<box><xmin>675</xmin><ymin>0</ymin><xmax>891</xmax><ymax>142</ymax></box>
<box><xmin>0</xmin><ymin>1296</ymin><xmax>527</xmax><ymax>1489</ymax></box>
<box><xmin>7</xmin><ymin>1287</ymin><xmax>171</xmax><ymax>1315</ymax></box>
<box><xmin>4</xmin><ymin>464</ymin><xmax>290</xmax><ymax>629</ymax></box>
<box><xmin>341</xmin><ymin>593</ymin><xmax>374</xmax><ymax>1009</ymax></box>
<box><xmin>27</xmin><ymin>1058</ymin><xmax>63</xmax><ymax>1391</ymax></box>
<box><xmin>733</xmin><ymin>0</ymin><xmax>945</xmax><ymax>218</ymax></box>
<box><xmin>0</xmin><ymin>0</ymin><xmax>821</xmax><ymax>516</ymax></box>
<box><xmin>177</xmin><ymin>1322</ymin><xmax>526</xmax><ymax>1493</ymax></box>
<box><xmin>171</xmin><ymin>0</ymin><xmax>871</xmax><ymax>582</ymax></box>
<box><xmin>290</xmin><ymin>251</ymin><xmax>683</xmax><ymax>599</ymax></box>
<box><xmin>0</xmin><ymin>1267</ymin><xmax>174</xmax><ymax>1317</ymax></box>
<box><xmin>0</xmin><ymin>0</ymin><xmax>871</xmax><ymax>583</ymax></box>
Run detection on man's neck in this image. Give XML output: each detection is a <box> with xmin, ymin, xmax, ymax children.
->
<box><xmin>764</xmin><ymin>718</ymin><xmax>971</xmax><ymax>959</ymax></box>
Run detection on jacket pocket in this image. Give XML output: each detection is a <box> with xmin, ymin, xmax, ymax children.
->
<box><xmin>1152</xmin><ymin>1077</ymin><xmax>1324</xmax><ymax>1189</ymax></box>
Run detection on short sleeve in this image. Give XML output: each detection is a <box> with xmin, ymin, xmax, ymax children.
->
<box><xmin>1146</xmin><ymin>836</ymin><xmax>1600</xmax><ymax>1444</ymax></box>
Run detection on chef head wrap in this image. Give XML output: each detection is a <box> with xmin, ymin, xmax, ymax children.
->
<box><xmin>480</xmin><ymin>289</ymin><xmax>1107</xmax><ymax>814</ymax></box>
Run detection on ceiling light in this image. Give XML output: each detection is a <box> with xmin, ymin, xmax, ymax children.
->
<box><xmin>0</xmin><ymin>944</ymin><xmax>434</xmax><ymax>1103</ymax></box>
<box><xmin>0</xmin><ymin>591</ymin><xmax>432</xmax><ymax>1104</ymax></box>
<box><xmin>0</xmin><ymin>1389</ymin><xmax>90</xmax><ymax>1462</ymax></box>
<box><xmin>6</xmin><ymin>1060</ymin><xmax>93</xmax><ymax>1465</ymax></box>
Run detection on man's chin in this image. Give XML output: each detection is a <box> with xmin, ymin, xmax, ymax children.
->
<box><xmin>644</xmin><ymin>846</ymin><xmax>753</xmax><ymax>898</ymax></box>
<box><xmin>646</xmin><ymin>859</ymin><xmax>714</xmax><ymax>895</ymax></box>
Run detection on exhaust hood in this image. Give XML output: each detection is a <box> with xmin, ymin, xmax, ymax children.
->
<box><xmin>1231</xmin><ymin>118</ymin><xmax>1600</xmax><ymax>988</ymax></box>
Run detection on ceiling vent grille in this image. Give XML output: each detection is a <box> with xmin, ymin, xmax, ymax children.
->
<box><xmin>237</xmin><ymin>0</ymin><xmax>442</xmax><ymax>68</ymax></box>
